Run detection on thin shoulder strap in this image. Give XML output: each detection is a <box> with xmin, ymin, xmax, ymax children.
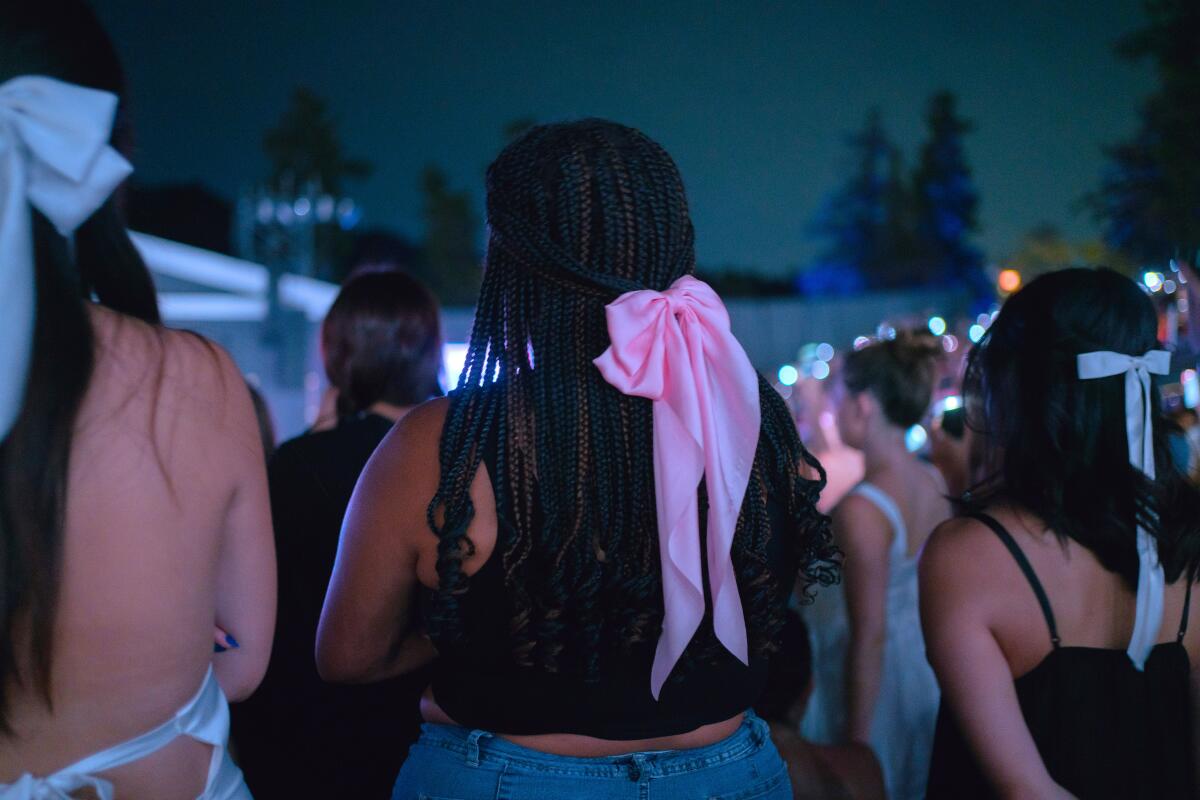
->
<box><xmin>1179</xmin><ymin>576</ymin><xmax>1194</xmax><ymax>643</ymax></box>
<box><xmin>970</xmin><ymin>512</ymin><xmax>1061</xmax><ymax>649</ymax></box>
<box><xmin>851</xmin><ymin>482</ymin><xmax>907</xmax><ymax>553</ymax></box>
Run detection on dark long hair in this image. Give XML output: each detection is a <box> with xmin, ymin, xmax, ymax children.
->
<box><xmin>321</xmin><ymin>271</ymin><xmax>443</xmax><ymax>417</ymax></box>
<box><xmin>964</xmin><ymin>267</ymin><xmax>1200</xmax><ymax>586</ymax></box>
<box><xmin>0</xmin><ymin>2</ymin><xmax>160</xmax><ymax>733</ymax></box>
<box><xmin>426</xmin><ymin>120</ymin><xmax>836</xmax><ymax>680</ymax></box>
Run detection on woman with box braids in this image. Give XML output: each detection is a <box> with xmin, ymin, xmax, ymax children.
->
<box><xmin>319</xmin><ymin>119</ymin><xmax>837</xmax><ymax>800</ymax></box>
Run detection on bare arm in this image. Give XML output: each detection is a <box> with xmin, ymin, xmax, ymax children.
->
<box><xmin>837</xmin><ymin>496</ymin><xmax>891</xmax><ymax>743</ymax></box>
<box><xmin>315</xmin><ymin>399</ymin><xmax>447</xmax><ymax>683</ymax></box>
<box><xmin>211</xmin><ymin>350</ymin><xmax>277</xmax><ymax>702</ymax></box>
<box><xmin>919</xmin><ymin>520</ymin><xmax>1073</xmax><ymax>799</ymax></box>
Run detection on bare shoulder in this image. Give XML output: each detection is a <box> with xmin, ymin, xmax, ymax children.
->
<box><xmin>920</xmin><ymin>516</ymin><xmax>997</xmax><ymax>578</ymax></box>
<box><xmin>88</xmin><ymin>304</ymin><xmax>257</xmax><ymax>445</ymax></box>
<box><xmin>920</xmin><ymin>516</ymin><xmax>1017</xmax><ymax>610</ymax></box>
<box><xmin>391</xmin><ymin>395</ymin><xmax>450</xmax><ymax>445</ymax></box>
<box><xmin>833</xmin><ymin>492</ymin><xmax>889</xmax><ymax>537</ymax></box>
<box><xmin>373</xmin><ymin>396</ymin><xmax>449</xmax><ymax>471</ymax></box>
<box><xmin>356</xmin><ymin>396</ymin><xmax>450</xmax><ymax>508</ymax></box>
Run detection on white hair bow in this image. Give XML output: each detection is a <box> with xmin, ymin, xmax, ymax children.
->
<box><xmin>1077</xmin><ymin>348</ymin><xmax>1171</xmax><ymax>669</ymax></box>
<box><xmin>0</xmin><ymin>76</ymin><xmax>132</xmax><ymax>441</ymax></box>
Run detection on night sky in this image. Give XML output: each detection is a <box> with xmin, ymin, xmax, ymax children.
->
<box><xmin>92</xmin><ymin>1</ymin><xmax>1153</xmax><ymax>275</ymax></box>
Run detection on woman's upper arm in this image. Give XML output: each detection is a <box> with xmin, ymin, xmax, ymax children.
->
<box><xmin>919</xmin><ymin>520</ymin><xmax>1055</xmax><ymax>798</ymax></box>
<box><xmin>837</xmin><ymin>497</ymin><xmax>891</xmax><ymax>640</ymax></box>
<box><xmin>210</xmin><ymin>349</ymin><xmax>277</xmax><ymax>702</ymax></box>
<box><xmin>316</xmin><ymin>399</ymin><xmax>445</xmax><ymax>683</ymax></box>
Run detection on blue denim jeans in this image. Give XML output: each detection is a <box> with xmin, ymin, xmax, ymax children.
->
<box><xmin>391</xmin><ymin>711</ymin><xmax>791</xmax><ymax>799</ymax></box>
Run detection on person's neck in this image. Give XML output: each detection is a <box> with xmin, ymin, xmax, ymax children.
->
<box><xmin>861</xmin><ymin>429</ymin><xmax>910</xmax><ymax>476</ymax></box>
<box><xmin>366</xmin><ymin>401</ymin><xmax>415</xmax><ymax>422</ymax></box>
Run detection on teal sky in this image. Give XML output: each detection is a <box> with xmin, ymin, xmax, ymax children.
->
<box><xmin>93</xmin><ymin>0</ymin><xmax>1154</xmax><ymax>275</ymax></box>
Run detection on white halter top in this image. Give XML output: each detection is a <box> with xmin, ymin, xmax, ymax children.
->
<box><xmin>0</xmin><ymin>666</ymin><xmax>250</xmax><ymax>800</ymax></box>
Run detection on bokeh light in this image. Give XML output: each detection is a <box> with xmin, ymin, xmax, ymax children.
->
<box><xmin>998</xmin><ymin>268</ymin><xmax>1021</xmax><ymax>293</ymax></box>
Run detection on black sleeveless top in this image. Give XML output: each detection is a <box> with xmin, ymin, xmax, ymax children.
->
<box><xmin>424</xmin><ymin>421</ymin><xmax>798</xmax><ymax>739</ymax></box>
<box><xmin>926</xmin><ymin>513</ymin><xmax>1195</xmax><ymax>799</ymax></box>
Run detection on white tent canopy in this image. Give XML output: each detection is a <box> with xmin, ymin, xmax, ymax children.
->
<box><xmin>131</xmin><ymin>231</ymin><xmax>338</xmax><ymax>323</ymax></box>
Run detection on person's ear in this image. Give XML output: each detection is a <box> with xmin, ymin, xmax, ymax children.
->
<box><xmin>856</xmin><ymin>390</ymin><xmax>878</xmax><ymax>422</ymax></box>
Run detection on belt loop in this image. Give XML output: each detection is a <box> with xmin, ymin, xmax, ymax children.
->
<box><xmin>745</xmin><ymin>710</ymin><xmax>766</xmax><ymax>746</ymax></box>
<box><xmin>627</xmin><ymin>753</ymin><xmax>651</xmax><ymax>782</ymax></box>
<box><xmin>465</xmin><ymin>729</ymin><xmax>491</xmax><ymax>767</ymax></box>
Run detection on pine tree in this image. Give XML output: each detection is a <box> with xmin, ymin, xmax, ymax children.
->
<box><xmin>911</xmin><ymin>92</ymin><xmax>983</xmax><ymax>290</ymax></box>
<box><xmin>417</xmin><ymin>166</ymin><xmax>481</xmax><ymax>306</ymax></box>
<box><xmin>804</xmin><ymin>110</ymin><xmax>898</xmax><ymax>292</ymax></box>
<box><xmin>263</xmin><ymin>88</ymin><xmax>371</xmax><ymax>195</ymax></box>
<box><xmin>1089</xmin><ymin>0</ymin><xmax>1200</xmax><ymax>263</ymax></box>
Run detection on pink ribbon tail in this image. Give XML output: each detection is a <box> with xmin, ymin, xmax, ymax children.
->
<box><xmin>594</xmin><ymin>275</ymin><xmax>760</xmax><ymax>699</ymax></box>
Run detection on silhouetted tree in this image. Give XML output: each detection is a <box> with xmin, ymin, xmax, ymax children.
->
<box><xmin>418</xmin><ymin>166</ymin><xmax>481</xmax><ymax>305</ymax></box>
<box><xmin>503</xmin><ymin>117</ymin><xmax>537</xmax><ymax>143</ymax></box>
<box><xmin>805</xmin><ymin>110</ymin><xmax>901</xmax><ymax>292</ymax></box>
<box><xmin>263</xmin><ymin>87</ymin><xmax>372</xmax><ymax>195</ymax></box>
<box><xmin>912</xmin><ymin>92</ymin><xmax>984</xmax><ymax>290</ymax></box>
<box><xmin>1088</xmin><ymin>0</ymin><xmax>1200</xmax><ymax>262</ymax></box>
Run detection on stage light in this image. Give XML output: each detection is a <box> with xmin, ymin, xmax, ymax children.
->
<box><xmin>1144</xmin><ymin>271</ymin><xmax>1164</xmax><ymax>291</ymax></box>
<box><xmin>1165</xmin><ymin>279</ymin><xmax>1177</xmax><ymax>294</ymax></box>
<box><xmin>811</xmin><ymin>361</ymin><xmax>831</xmax><ymax>380</ymax></box>
<box><xmin>778</xmin><ymin>364</ymin><xmax>799</xmax><ymax>386</ymax></box>
<box><xmin>942</xmin><ymin>334</ymin><xmax>958</xmax><ymax>353</ymax></box>
<box><xmin>816</xmin><ymin>342</ymin><xmax>835</xmax><ymax>362</ymax></box>
<box><xmin>853</xmin><ymin>336</ymin><xmax>871</xmax><ymax>350</ymax></box>
<box><xmin>968</xmin><ymin>324</ymin><xmax>986</xmax><ymax>343</ymax></box>
<box><xmin>928</xmin><ymin>316</ymin><xmax>947</xmax><ymax>336</ymax></box>
<box><xmin>877</xmin><ymin>324</ymin><xmax>896</xmax><ymax>340</ymax></box>
<box><xmin>998</xmin><ymin>269</ymin><xmax>1021</xmax><ymax>293</ymax></box>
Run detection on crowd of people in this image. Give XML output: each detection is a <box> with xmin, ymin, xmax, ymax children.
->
<box><xmin>3</xmin><ymin>4</ymin><xmax>1200</xmax><ymax>799</ymax></box>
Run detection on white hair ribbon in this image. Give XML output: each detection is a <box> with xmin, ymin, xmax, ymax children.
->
<box><xmin>0</xmin><ymin>76</ymin><xmax>132</xmax><ymax>442</ymax></box>
<box><xmin>1077</xmin><ymin>348</ymin><xmax>1171</xmax><ymax>669</ymax></box>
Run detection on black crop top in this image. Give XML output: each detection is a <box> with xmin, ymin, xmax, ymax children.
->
<box><xmin>424</xmin><ymin>423</ymin><xmax>799</xmax><ymax>740</ymax></box>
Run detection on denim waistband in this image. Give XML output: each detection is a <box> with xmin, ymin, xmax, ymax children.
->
<box><xmin>412</xmin><ymin>711</ymin><xmax>770</xmax><ymax>779</ymax></box>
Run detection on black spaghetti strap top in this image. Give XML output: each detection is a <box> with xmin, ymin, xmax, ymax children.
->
<box><xmin>926</xmin><ymin>513</ymin><xmax>1195</xmax><ymax>799</ymax></box>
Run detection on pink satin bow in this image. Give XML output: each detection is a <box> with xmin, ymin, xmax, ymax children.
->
<box><xmin>594</xmin><ymin>275</ymin><xmax>761</xmax><ymax>698</ymax></box>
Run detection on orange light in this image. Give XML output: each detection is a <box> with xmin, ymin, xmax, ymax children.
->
<box><xmin>998</xmin><ymin>269</ymin><xmax>1022</xmax><ymax>293</ymax></box>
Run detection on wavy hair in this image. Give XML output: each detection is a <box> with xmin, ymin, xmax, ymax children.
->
<box><xmin>964</xmin><ymin>267</ymin><xmax>1200</xmax><ymax>586</ymax></box>
<box><xmin>425</xmin><ymin>119</ymin><xmax>837</xmax><ymax>681</ymax></box>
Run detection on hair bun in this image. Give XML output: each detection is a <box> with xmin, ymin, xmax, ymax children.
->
<box><xmin>890</xmin><ymin>330</ymin><xmax>944</xmax><ymax>367</ymax></box>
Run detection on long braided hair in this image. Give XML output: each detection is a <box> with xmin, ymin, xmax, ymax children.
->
<box><xmin>427</xmin><ymin>120</ymin><xmax>836</xmax><ymax>680</ymax></box>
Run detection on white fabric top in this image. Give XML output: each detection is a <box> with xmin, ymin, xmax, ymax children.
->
<box><xmin>0</xmin><ymin>666</ymin><xmax>249</xmax><ymax>800</ymax></box>
<box><xmin>851</xmin><ymin>481</ymin><xmax>908</xmax><ymax>559</ymax></box>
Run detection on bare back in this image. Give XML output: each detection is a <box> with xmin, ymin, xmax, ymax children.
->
<box><xmin>0</xmin><ymin>306</ymin><xmax>275</xmax><ymax>799</ymax></box>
